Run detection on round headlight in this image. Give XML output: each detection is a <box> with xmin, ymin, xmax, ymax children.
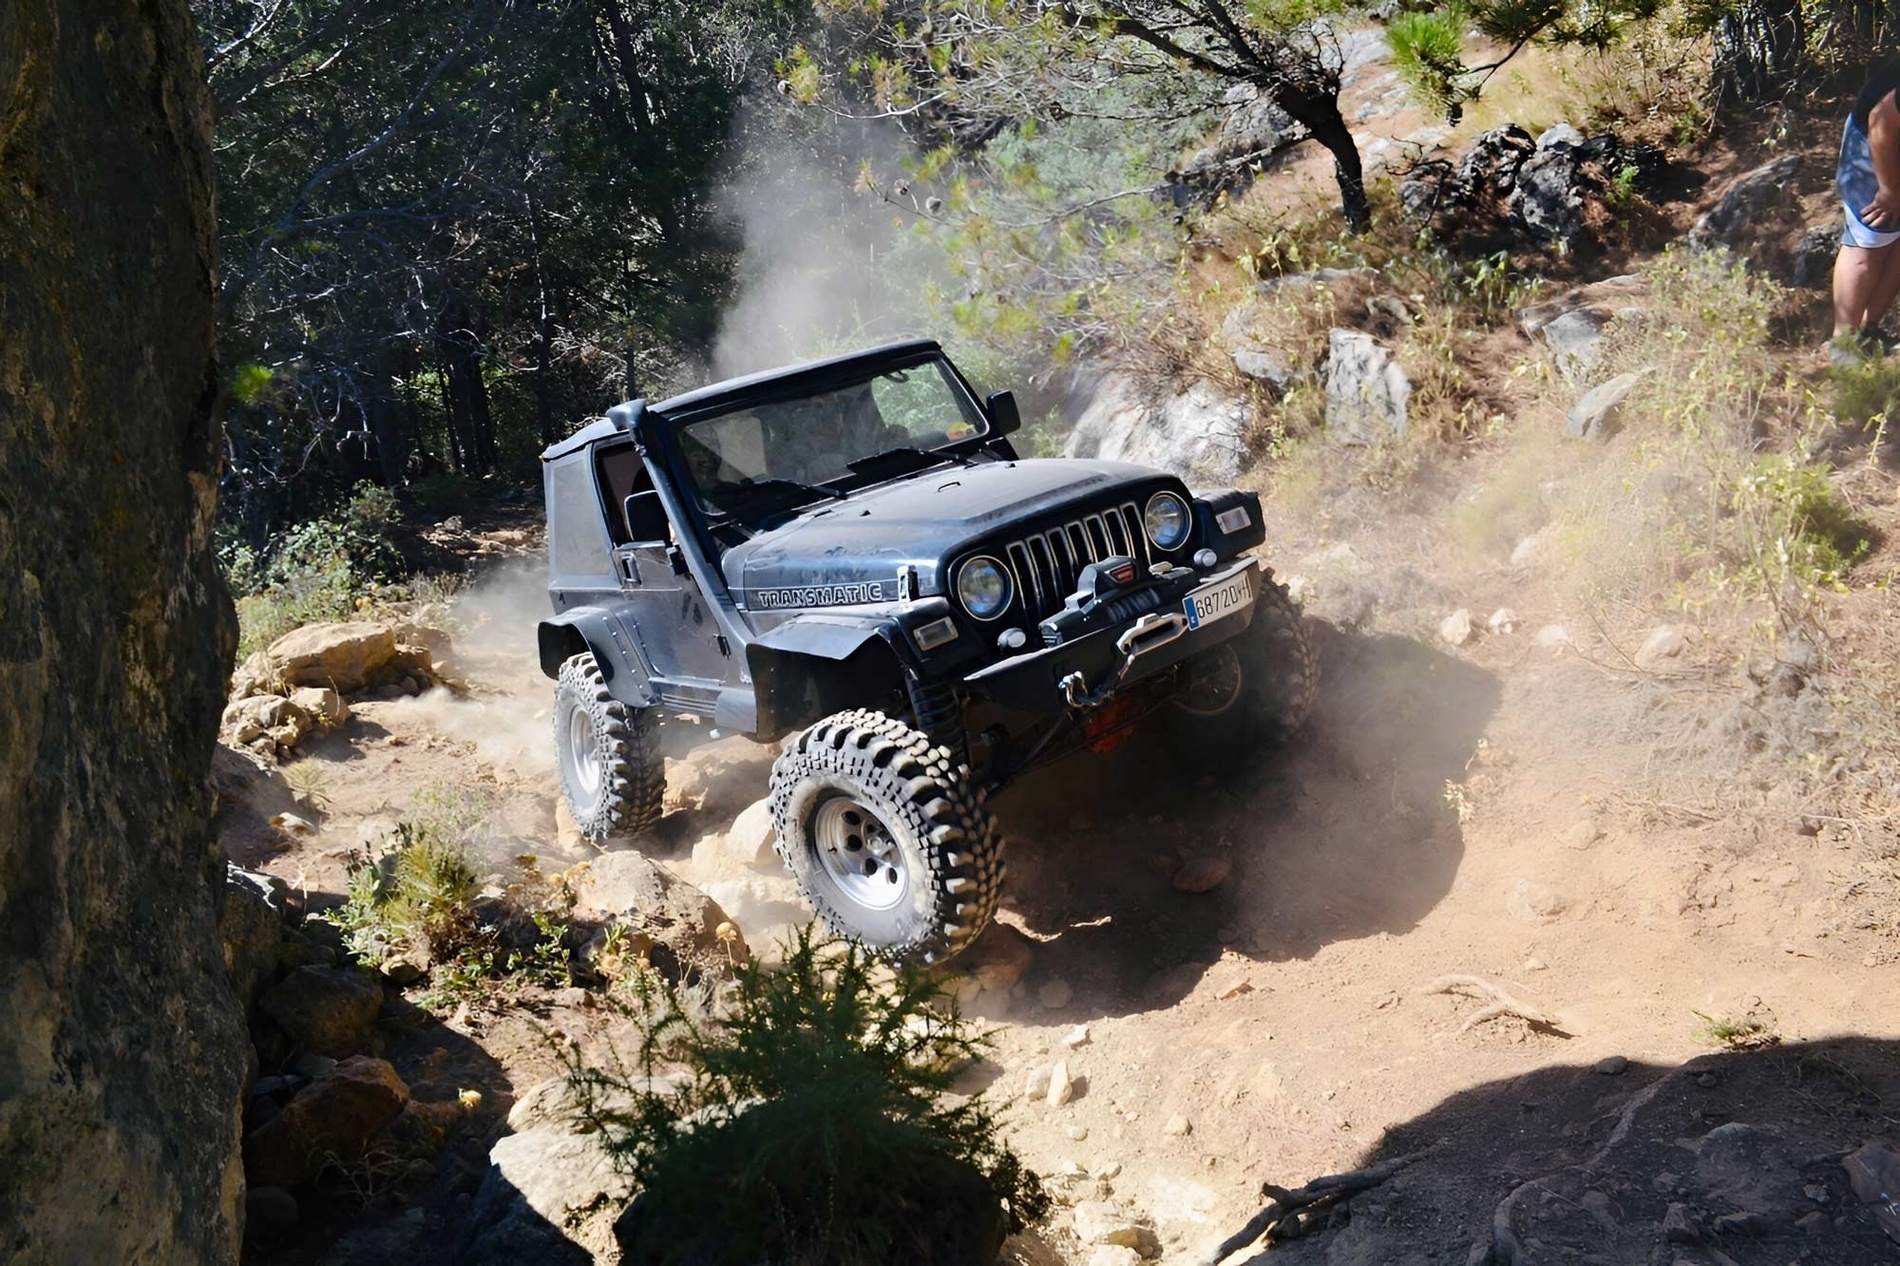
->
<box><xmin>1144</xmin><ymin>492</ymin><xmax>1192</xmax><ymax>551</ymax></box>
<box><xmin>956</xmin><ymin>556</ymin><xmax>1012</xmax><ymax>621</ymax></box>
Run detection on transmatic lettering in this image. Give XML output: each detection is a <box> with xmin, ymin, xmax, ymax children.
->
<box><xmin>753</xmin><ymin>581</ymin><xmax>892</xmax><ymax>609</ymax></box>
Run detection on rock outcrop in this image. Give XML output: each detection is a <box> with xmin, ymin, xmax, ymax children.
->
<box><xmin>1063</xmin><ymin>374</ymin><xmax>1252</xmax><ymax>482</ymax></box>
<box><xmin>1323</xmin><ymin>329</ymin><xmax>1411</xmax><ymax>445</ymax></box>
<box><xmin>222</xmin><ymin>620</ymin><xmax>455</xmax><ymax>757</ymax></box>
<box><xmin>573</xmin><ymin>850</ymin><xmax>750</xmax><ymax>974</ymax></box>
<box><xmin>0</xmin><ymin>2</ymin><xmax>249</xmax><ymax>1260</ymax></box>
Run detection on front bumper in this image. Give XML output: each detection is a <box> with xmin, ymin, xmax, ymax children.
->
<box><xmin>960</xmin><ymin>558</ymin><xmax>1260</xmax><ymax>713</ymax></box>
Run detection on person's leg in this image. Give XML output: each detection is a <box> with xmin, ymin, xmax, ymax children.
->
<box><xmin>1863</xmin><ymin>241</ymin><xmax>1900</xmax><ymax>333</ymax></box>
<box><xmin>1836</xmin><ymin>243</ymin><xmax>1885</xmax><ymax>336</ymax></box>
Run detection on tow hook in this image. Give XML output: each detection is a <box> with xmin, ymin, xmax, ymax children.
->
<box><xmin>1059</xmin><ymin>611</ymin><xmax>1189</xmax><ymax>708</ymax></box>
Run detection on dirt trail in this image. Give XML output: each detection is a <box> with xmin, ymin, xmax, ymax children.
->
<box><xmin>229</xmin><ymin>526</ymin><xmax>1900</xmax><ymax>1262</ymax></box>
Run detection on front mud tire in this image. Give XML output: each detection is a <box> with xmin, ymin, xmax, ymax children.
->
<box><xmin>769</xmin><ymin>709</ymin><xmax>1002</xmax><ymax>964</ymax></box>
<box><xmin>1177</xmin><ymin>570</ymin><xmax>1318</xmax><ymax>743</ymax></box>
<box><xmin>554</xmin><ymin>651</ymin><xmax>664</xmax><ymax>841</ymax></box>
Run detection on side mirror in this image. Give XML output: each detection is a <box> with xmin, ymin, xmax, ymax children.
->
<box><xmin>985</xmin><ymin>390</ymin><xmax>1021</xmax><ymax>438</ymax></box>
<box><xmin>623</xmin><ymin>490</ymin><xmax>670</xmax><ymax>546</ymax></box>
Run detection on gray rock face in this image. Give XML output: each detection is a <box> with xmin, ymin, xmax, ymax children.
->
<box><xmin>1063</xmin><ymin>375</ymin><xmax>1252</xmax><ymax>482</ymax></box>
<box><xmin>0</xmin><ymin>3</ymin><xmax>248</xmax><ymax>1261</ymax></box>
<box><xmin>1790</xmin><ymin>223</ymin><xmax>1840</xmax><ymax>289</ymax></box>
<box><xmin>1566</xmin><ymin>370</ymin><xmax>1650</xmax><ymax>440</ymax></box>
<box><xmin>463</xmin><ymin>1126</ymin><xmax>629</xmax><ymax>1265</ymax></box>
<box><xmin>1456</xmin><ymin>125</ymin><xmax>1536</xmax><ymax>200</ymax></box>
<box><xmin>1510</xmin><ymin>146</ymin><xmax>1587</xmax><ymax>251</ymax></box>
<box><xmin>574</xmin><ymin>849</ymin><xmax>750</xmax><ymax>971</ymax></box>
<box><xmin>222</xmin><ymin>865</ymin><xmax>290</xmax><ymax>1012</ymax></box>
<box><xmin>1688</xmin><ymin>155</ymin><xmax>1802</xmax><ymax>249</ymax></box>
<box><xmin>1323</xmin><ymin>329</ymin><xmax>1411</xmax><ymax>445</ymax></box>
<box><xmin>258</xmin><ymin>965</ymin><xmax>385</xmax><ymax>1057</ymax></box>
<box><xmin>1542</xmin><ymin>308</ymin><xmax>1612</xmax><ymax>385</ymax></box>
<box><xmin>1232</xmin><ymin>348</ymin><xmax>1294</xmax><ymax>393</ymax></box>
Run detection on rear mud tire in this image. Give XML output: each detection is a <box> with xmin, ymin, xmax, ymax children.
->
<box><xmin>554</xmin><ymin>651</ymin><xmax>664</xmax><ymax>841</ymax></box>
<box><xmin>1176</xmin><ymin>570</ymin><xmax>1318</xmax><ymax>743</ymax></box>
<box><xmin>769</xmin><ymin>709</ymin><xmax>1003</xmax><ymax>964</ymax></box>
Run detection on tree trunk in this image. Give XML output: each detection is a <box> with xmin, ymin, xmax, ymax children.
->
<box><xmin>1283</xmin><ymin>92</ymin><xmax>1371</xmax><ymax>234</ymax></box>
<box><xmin>0</xmin><ymin>1</ymin><xmax>247</xmax><ymax>1262</ymax></box>
<box><xmin>1710</xmin><ymin>0</ymin><xmax>1805</xmax><ymax>108</ymax></box>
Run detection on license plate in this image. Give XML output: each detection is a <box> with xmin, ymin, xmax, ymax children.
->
<box><xmin>1182</xmin><ymin>571</ymin><xmax>1254</xmax><ymax>630</ymax></box>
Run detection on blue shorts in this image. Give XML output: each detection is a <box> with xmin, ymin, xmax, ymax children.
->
<box><xmin>1840</xmin><ymin>115</ymin><xmax>1900</xmax><ymax>247</ymax></box>
<box><xmin>1845</xmin><ymin>200</ymin><xmax>1900</xmax><ymax>249</ymax></box>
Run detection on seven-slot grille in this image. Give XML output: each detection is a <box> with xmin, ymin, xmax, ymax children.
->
<box><xmin>999</xmin><ymin>501</ymin><xmax>1151</xmax><ymax>622</ymax></box>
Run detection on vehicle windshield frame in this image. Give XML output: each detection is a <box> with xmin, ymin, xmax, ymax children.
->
<box><xmin>662</xmin><ymin>353</ymin><xmax>993</xmax><ymax>524</ymax></box>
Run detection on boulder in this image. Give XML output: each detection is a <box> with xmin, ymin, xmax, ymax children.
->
<box><xmin>1173</xmin><ymin>83</ymin><xmax>1306</xmax><ymax>202</ymax></box>
<box><xmin>264</xmin><ymin>622</ymin><xmax>398</xmax><ymax>695</ymax></box>
<box><xmin>221</xmin><ymin>694</ymin><xmax>302</xmax><ymax>748</ymax></box>
<box><xmin>1514</xmin><ymin>275</ymin><xmax>1646</xmax><ymax>336</ymax></box>
<box><xmin>1063</xmin><ymin>375</ymin><xmax>1251</xmax><ymax>483</ymax></box>
<box><xmin>1541</xmin><ymin>308</ymin><xmax>1611</xmax><ymax>386</ymax></box>
<box><xmin>462</xmin><ymin>1127</ymin><xmax>628</xmax><ymax>1265</ymax></box>
<box><xmin>1323</xmin><ymin>329</ymin><xmax>1410</xmax><ymax>445</ymax></box>
<box><xmin>210</xmin><ymin>741</ymin><xmax>295</xmax><ymax>815</ymax></box>
<box><xmin>1687</xmin><ymin>155</ymin><xmax>1802</xmax><ymax>249</ymax></box>
<box><xmin>1510</xmin><ymin>147</ymin><xmax>1587</xmax><ymax>252</ymax></box>
<box><xmin>1232</xmin><ymin>348</ymin><xmax>1294</xmax><ymax>393</ymax></box>
<box><xmin>1171</xmin><ymin>855</ymin><xmax>1232</xmax><ymax>893</ymax></box>
<box><xmin>574</xmin><ymin>850</ymin><xmax>750</xmax><ymax>971</ymax></box>
<box><xmin>222</xmin><ymin>864</ymin><xmax>288</xmax><ymax>1012</ymax></box>
<box><xmin>962</xmin><ymin>920</ymin><xmax>1034</xmax><ymax>992</ymax></box>
<box><xmin>257</xmin><ymin>965</ymin><xmax>384</xmax><ymax>1057</ymax></box>
<box><xmin>1457</xmin><ymin>125</ymin><xmax>1535</xmax><ymax>202</ymax></box>
<box><xmin>1566</xmin><ymin>369</ymin><xmax>1650</xmax><ymax>441</ymax></box>
<box><xmin>231</xmin><ymin>649</ymin><xmax>285</xmax><ymax>700</ymax></box>
<box><xmin>723</xmin><ymin>797</ymin><xmax>779</xmax><ymax>869</ymax></box>
<box><xmin>288</xmin><ymin>686</ymin><xmax>348</xmax><ymax>731</ymax></box>
<box><xmin>244</xmin><ymin>1185</ymin><xmax>299</xmax><ymax>1241</ymax></box>
<box><xmin>1439</xmin><ymin>608</ymin><xmax>1474</xmax><ymax>646</ymax></box>
<box><xmin>1634</xmin><ymin>624</ymin><xmax>1690</xmax><ymax>668</ymax></box>
<box><xmin>1790</xmin><ymin>223</ymin><xmax>1840</xmax><ymax>289</ymax></box>
<box><xmin>242</xmin><ymin>1056</ymin><xmax>410</xmax><ymax>1188</ymax></box>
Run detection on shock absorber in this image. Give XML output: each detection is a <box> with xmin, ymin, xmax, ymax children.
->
<box><xmin>905</xmin><ymin>674</ymin><xmax>968</xmax><ymax>765</ymax></box>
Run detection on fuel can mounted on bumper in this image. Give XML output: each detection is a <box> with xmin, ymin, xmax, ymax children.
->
<box><xmin>959</xmin><ymin>556</ymin><xmax>1262</xmax><ymax>713</ymax></box>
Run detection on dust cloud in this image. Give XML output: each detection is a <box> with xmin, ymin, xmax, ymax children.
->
<box><xmin>408</xmin><ymin>559</ymin><xmax>556</xmax><ymax>779</ymax></box>
<box><xmin>707</xmin><ymin>114</ymin><xmax>937</xmax><ymax>379</ymax></box>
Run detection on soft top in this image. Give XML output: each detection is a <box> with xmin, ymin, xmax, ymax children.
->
<box><xmin>539</xmin><ymin>338</ymin><xmax>945</xmax><ymax>462</ymax></box>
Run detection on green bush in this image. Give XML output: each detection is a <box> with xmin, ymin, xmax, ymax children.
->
<box><xmin>567</xmin><ymin>929</ymin><xmax>1048</xmax><ymax>1265</ymax></box>
<box><xmin>336</xmin><ymin>822</ymin><xmax>481</xmax><ymax>965</ymax></box>
<box><xmin>222</xmin><ymin>482</ymin><xmax>411</xmax><ymax>655</ymax></box>
<box><xmin>1730</xmin><ymin>455</ymin><xmax>1870</xmax><ymax>589</ymax></box>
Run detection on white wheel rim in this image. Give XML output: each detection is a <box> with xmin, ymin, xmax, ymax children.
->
<box><xmin>812</xmin><ymin>796</ymin><xmax>910</xmax><ymax>912</ymax></box>
<box><xmin>1175</xmin><ymin>643</ymin><xmax>1245</xmax><ymax>716</ymax></box>
<box><xmin>564</xmin><ymin>706</ymin><xmax>601</xmax><ymax>800</ymax></box>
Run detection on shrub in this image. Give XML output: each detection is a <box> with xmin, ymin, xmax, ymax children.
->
<box><xmin>336</xmin><ymin>821</ymin><xmax>481</xmax><ymax>965</ymax></box>
<box><xmin>566</xmin><ymin>929</ymin><xmax>1049</xmax><ymax>1265</ymax></box>
<box><xmin>222</xmin><ymin>482</ymin><xmax>411</xmax><ymax>656</ymax></box>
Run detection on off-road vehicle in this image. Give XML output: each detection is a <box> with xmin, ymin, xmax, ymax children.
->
<box><xmin>539</xmin><ymin>339</ymin><xmax>1315</xmax><ymax>962</ymax></box>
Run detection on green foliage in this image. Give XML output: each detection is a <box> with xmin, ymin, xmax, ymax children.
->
<box><xmin>1730</xmin><ymin>455</ymin><xmax>1870</xmax><ymax>589</ymax></box>
<box><xmin>337</xmin><ymin>821</ymin><xmax>480</xmax><ymax>965</ymax></box>
<box><xmin>1388</xmin><ymin>7</ymin><xmax>1476</xmax><ymax>119</ymax></box>
<box><xmin>222</xmin><ymin>482</ymin><xmax>410</xmax><ymax>656</ymax></box>
<box><xmin>565</xmin><ymin>928</ymin><xmax>1048</xmax><ymax>1263</ymax></box>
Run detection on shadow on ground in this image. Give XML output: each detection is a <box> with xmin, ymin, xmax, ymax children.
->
<box><xmin>989</xmin><ymin>621</ymin><xmax>1502</xmax><ymax>1016</ymax></box>
<box><xmin>1206</xmin><ymin>1036</ymin><xmax>1900</xmax><ymax>1265</ymax></box>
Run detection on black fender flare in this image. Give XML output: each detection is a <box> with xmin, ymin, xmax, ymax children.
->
<box><xmin>536</xmin><ymin>607</ymin><xmax>657</xmax><ymax>707</ymax></box>
<box><xmin>746</xmin><ymin>614</ymin><xmax>913</xmax><ymax>739</ymax></box>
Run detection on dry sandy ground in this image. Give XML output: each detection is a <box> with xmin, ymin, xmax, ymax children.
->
<box><xmin>225</xmin><ymin>533</ymin><xmax>1900</xmax><ymax>1263</ymax></box>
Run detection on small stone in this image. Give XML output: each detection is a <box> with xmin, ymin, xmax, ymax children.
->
<box><xmin>1696</xmin><ymin>1073</ymin><xmax>1718</xmax><ymax>1088</ymax></box>
<box><xmin>1068</xmin><ymin>1125</ymin><xmax>1090</xmax><ymax>1141</ymax></box>
<box><xmin>1162</xmin><ymin>1115</ymin><xmax>1191</xmax><ymax>1137</ymax></box>
<box><xmin>1039</xmin><ymin>979</ymin><xmax>1074</xmax><ymax>1010</ymax></box>
<box><xmin>1487</xmin><ymin>607</ymin><xmax>1517</xmax><ymax>635</ymax></box>
<box><xmin>1844</xmin><ymin>1139</ymin><xmax>1900</xmax><ymax>1206</ymax></box>
<box><xmin>1063</xmin><ymin>1024</ymin><xmax>1091</xmax><ymax>1048</ymax></box>
<box><xmin>1804</xmin><ymin>1184</ymin><xmax>1830</xmax><ymax>1203</ymax></box>
<box><xmin>1439</xmin><ymin>608</ymin><xmax>1474</xmax><ymax>646</ymax></box>
<box><xmin>1663</xmin><ymin>1202</ymin><xmax>1700</xmax><ymax>1244</ymax></box>
<box><xmin>554</xmin><ymin>986</ymin><xmax>590</xmax><ymax>1009</ymax></box>
<box><xmin>1522</xmin><ymin>955</ymin><xmax>1549</xmax><ymax>972</ymax></box>
<box><xmin>1091</xmin><ymin>1160</ymin><xmax>1123</xmax><ymax>1180</ymax></box>
<box><xmin>1171</xmin><ymin>856</ymin><xmax>1231</xmax><ymax>894</ymax></box>
<box><xmin>1047</xmin><ymin>1059</ymin><xmax>1074</xmax><ymax>1106</ymax></box>
<box><xmin>1593</xmin><ymin>1055</ymin><xmax>1630</xmax><ymax>1076</ymax></box>
<box><xmin>1215</xmin><ymin>976</ymin><xmax>1254</xmax><ymax>1000</ymax></box>
<box><xmin>1505</xmin><ymin>879</ymin><xmax>1567</xmax><ymax>922</ymax></box>
<box><xmin>1023</xmin><ymin>1066</ymin><xmax>1051</xmax><ymax>1102</ymax></box>
<box><xmin>270</xmin><ymin>812</ymin><xmax>317</xmax><ymax>835</ymax></box>
<box><xmin>968</xmin><ymin>924</ymin><xmax>1034</xmax><ymax>991</ymax></box>
<box><xmin>1086</xmin><ymin>1248</ymin><xmax>1142</xmax><ymax>1266</ymax></box>
<box><xmin>1796</xmin><ymin>1209</ymin><xmax>1829</xmax><ymax>1234</ymax></box>
<box><xmin>1634</xmin><ymin>624</ymin><xmax>1689</xmax><ymax>669</ymax></box>
<box><xmin>245</xmin><ymin>1186</ymin><xmax>299</xmax><ymax>1239</ymax></box>
<box><xmin>1535</xmin><ymin>624</ymin><xmax>1570</xmax><ymax>649</ymax></box>
<box><xmin>1558</xmin><ymin>820</ymin><xmax>1602</xmax><ymax>850</ymax></box>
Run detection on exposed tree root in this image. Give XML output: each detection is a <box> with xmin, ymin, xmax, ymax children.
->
<box><xmin>1420</xmin><ymin>974</ymin><xmax>1560</xmax><ymax>1033</ymax></box>
<box><xmin>1205</xmin><ymin>1148</ymin><xmax>1438</xmax><ymax>1264</ymax></box>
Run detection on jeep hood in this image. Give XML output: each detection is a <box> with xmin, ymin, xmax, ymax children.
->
<box><xmin>721</xmin><ymin>457</ymin><xmax>1167</xmax><ymax>602</ymax></box>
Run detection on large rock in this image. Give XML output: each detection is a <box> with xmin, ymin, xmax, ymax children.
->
<box><xmin>264</xmin><ymin>622</ymin><xmax>398</xmax><ymax>695</ymax></box>
<box><xmin>1514</xmin><ymin>275</ymin><xmax>1646</xmax><ymax>335</ymax></box>
<box><xmin>0</xmin><ymin>4</ymin><xmax>250</xmax><ymax>1260</ymax></box>
<box><xmin>574</xmin><ymin>850</ymin><xmax>750</xmax><ymax>971</ymax></box>
<box><xmin>242</xmin><ymin>1056</ymin><xmax>410</xmax><ymax>1189</ymax></box>
<box><xmin>257</xmin><ymin>965</ymin><xmax>384</xmax><ymax>1057</ymax></box>
<box><xmin>1510</xmin><ymin>145</ymin><xmax>1587</xmax><ymax>251</ymax></box>
<box><xmin>222</xmin><ymin>865</ymin><xmax>288</xmax><ymax>1012</ymax></box>
<box><xmin>1566</xmin><ymin>369</ymin><xmax>1650</xmax><ymax>440</ymax></box>
<box><xmin>1688</xmin><ymin>155</ymin><xmax>1802</xmax><ymax>249</ymax></box>
<box><xmin>1541</xmin><ymin>308</ymin><xmax>1612</xmax><ymax>386</ymax></box>
<box><xmin>1456</xmin><ymin>124</ymin><xmax>1535</xmax><ymax>200</ymax></box>
<box><xmin>1063</xmin><ymin>375</ymin><xmax>1251</xmax><ymax>483</ymax></box>
<box><xmin>1323</xmin><ymin>329</ymin><xmax>1410</xmax><ymax>445</ymax></box>
<box><xmin>462</xmin><ymin>1127</ymin><xmax>629</xmax><ymax>1265</ymax></box>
